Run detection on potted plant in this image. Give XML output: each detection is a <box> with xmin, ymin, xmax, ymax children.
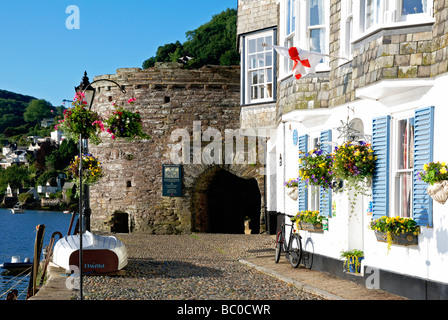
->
<box><xmin>332</xmin><ymin>141</ymin><xmax>376</xmax><ymax>214</ymax></box>
<box><xmin>369</xmin><ymin>216</ymin><xmax>421</xmax><ymax>253</ymax></box>
<box><xmin>299</xmin><ymin>148</ymin><xmax>335</xmax><ymax>190</ymax></box>
<box><xmin>67</xmin><ymin>153</ymin><xmax>104</xmax><ymax>186</ymax></box>
<box><xmin>293</xmin><ymin>210</ymin><xmax>324</xmax><ymax>232</ymax></box>
<box><xmin>340</xmin><ymin>249</ymin><xmax>364</xmax><ymax>274</ymax></box>
<box><xmin>55</xmin><ymin>92</ymin><xmax>105</xmax><ymax>144</ymax></box>
<box><xmin>104</xmin><ymin>98</ymin><xmax>150</xmax><ymax>141</ymax></box>
<box><xmin>284</xmin><ymin>178</ymin><xmax>299</xmax><ymax>200</ymax></box>
<box><xmin>418</xmin><ymin>161</ymin><xmax>448</xmax><ymax>204</ymax></box>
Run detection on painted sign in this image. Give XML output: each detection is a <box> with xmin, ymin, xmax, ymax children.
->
<box><xmin>162</xmin><ymin>164</ymin><xmax>182</xmax><ymax>197</ymax></box>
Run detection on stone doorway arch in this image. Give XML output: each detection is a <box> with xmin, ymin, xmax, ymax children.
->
<box><xmin>188</xmin><ymin>165</ymin><xmax>264</xmax><ymax>234</ymax></box>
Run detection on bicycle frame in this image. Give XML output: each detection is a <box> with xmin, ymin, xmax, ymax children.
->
<box><xmin>275</xmin><ymin>213</ymin><xmax>302</xmax><ymax>268</ymax></box>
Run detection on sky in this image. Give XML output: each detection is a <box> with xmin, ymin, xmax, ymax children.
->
<box><xmin>0</xmin><ymin>0</ymin><xmax>237</xmax><ymax>107</ymax></box>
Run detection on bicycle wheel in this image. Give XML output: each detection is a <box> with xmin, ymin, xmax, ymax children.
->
<box><xmin>274</xmin><ymin>231</ymin><xmax>283</xmax><ymax>263</ymax></box>
<box><xmin>289</xmin><ymin>234</ymin><xmax>302</xmax><ymax>268</ymax></box>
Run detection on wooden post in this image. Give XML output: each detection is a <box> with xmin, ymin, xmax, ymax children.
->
<box><xmin>26</xmin><ymin>224</ymin><xmax>45</xmax><ymax>299</ymax></box>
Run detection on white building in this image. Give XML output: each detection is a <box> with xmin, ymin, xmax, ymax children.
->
<box><xmin>237</xmin><ymin>0</ymin><xmax>448</xmax><ymax>299</ymax></box>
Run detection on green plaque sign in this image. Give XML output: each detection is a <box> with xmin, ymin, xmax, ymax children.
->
<box><xmin>162</xmin><ymin>164</ymin><xmax>182</xmax><ymax>197</ymax></box>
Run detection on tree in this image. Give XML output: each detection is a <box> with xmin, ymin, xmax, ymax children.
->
<box><xmin>143</xmin><ymin>41</ymin><xmax>184</xmax><ymax>69</ymax></box>
<box><xmin>183</xmin><ymin>8</ymin><xmax>239</xmax><ymax>68</ymax></box>
<box><xmin>23</xmin><ymin>99</ymin><xmax>54</xmax><ymax>124</ymax></box>
<box><xmin>142</xmin><ymin>8</ymin><xmax>239</xmax><ymax>69</ymax></box>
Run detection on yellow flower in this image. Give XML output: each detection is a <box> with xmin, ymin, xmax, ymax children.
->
<box><xmin>441</xmin><ymin>168</ymin><xmax>447</xmax><ymax>174</ymax></box>
<box><xmin>423</xmin><ymin>163</ymin><xmax>429</xmax><ymax>171</ymax></box>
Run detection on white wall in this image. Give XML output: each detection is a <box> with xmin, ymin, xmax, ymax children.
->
<box><xmin>271</xmin><ymin>74</ymin><xmax>448</xmax><ymax>284</ymax></box>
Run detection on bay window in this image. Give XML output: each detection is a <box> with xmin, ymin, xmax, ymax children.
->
<box><xmin>353</xmin><ymin>0</ymin><xmax>434</xmax><ymax>40</ymax></box>
<box><xmin>279</xmin><ymin>0</ymin><xmax>330</xmax><ymax>78</ymax></box>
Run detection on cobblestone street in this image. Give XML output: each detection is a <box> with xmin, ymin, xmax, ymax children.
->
<box><xmin>73</xmin><ymin>233</ymin><xmax>324</xmax><ymax>300</ymax></box>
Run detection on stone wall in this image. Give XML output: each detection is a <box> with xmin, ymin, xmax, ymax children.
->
<box><xmin>87</xmin><ymin>63</ymin><xmax>266</xmax><ymax>234</ymax></box>
<box><xmin>237</xmin><ymin>0</ymin><xmax>278</xmax><ymax>36</ymax></box>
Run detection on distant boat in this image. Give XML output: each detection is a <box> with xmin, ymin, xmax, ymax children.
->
<box><xmin>52</xmin><ymin>231</ymin><xmax>128</xmax><ymax>274</ymax></box>
<box><xmin>10</xmin><ymin>203</ymin><xmax>25</xmax><ymax>214</ymax></box>
<box><xmin>0</xmin><ymin>256</ymin><xmax>32</xmax><ymax>272</ymax></box>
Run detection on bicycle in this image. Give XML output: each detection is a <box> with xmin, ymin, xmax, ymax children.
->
<box><xmin>274</xmin><ymin>213</ymin><xmax>303</xmax><ymax>268</ymax></box>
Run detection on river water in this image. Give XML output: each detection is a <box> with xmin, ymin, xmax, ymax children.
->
<box><xmin>0</xmin><ymin>209</ymin><xmax>72</xmax><ymax>300</ymax></box>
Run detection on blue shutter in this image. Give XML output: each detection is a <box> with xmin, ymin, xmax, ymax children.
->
<box><xmin>413</xmin><ymin>106</ymin><xmax>434</xmax><ymax>227</ymax></box>
<box><xmin>319</xmin><ymin>130</ymin><xmax>332</xmax><ymax>217</ymax></box>
<box><xmin>372</xmin><ymin>116</ymin><xmax>390</xmax><ymax>221</ymax></box>
<box><xmin>298</xmin><ymin>134</ymin><xmax>308</xmax><ymax>212</ymax></box>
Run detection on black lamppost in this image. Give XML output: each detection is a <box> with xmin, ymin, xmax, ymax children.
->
<box><xmin>74</xmin><ymin>71</ymin><xmax>126</xmax><ymax>300</ymax></box>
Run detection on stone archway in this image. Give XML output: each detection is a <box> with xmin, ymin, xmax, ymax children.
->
<box><xmin>188</xmin><ymin>165</ymin><xmax>264</xmax><ymax>234</ymax></box>
<box><xmin>207</xmin><ymin>170</ymin><xmax>261</xmax><ymax>234</ymax></box>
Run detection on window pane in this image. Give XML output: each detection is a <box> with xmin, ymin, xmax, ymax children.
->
<box><xmin>258</xmin><ymin>53</ymin><xmax>265</xmax><ymax>68</ymax></box>
<box><xmin>310</xmin><ymin>28</ymin><xmax>326</xmax><ymax>54</ymax></box>
<box><xmin>397</xmin><ymin>119</ymin><xmax>415</xmax><ymax>170</ymax></box>
<box><xmin>252</xmin><ymin>71</ymin><xmax>258</xmax><ymax>85</ymax></box>
<box><xmin>249</xmin><ymin>54</ymin><xmax>257</xmax><ymax>69</ymax></box>
<box><xmin>266</xmin><ymin>51</ymin><xmax>272</xmax><ymax>67</ymax></box>
<box><xmin>265</xmin><ymin>35</ymin><xmax>273</xmax><ymax>47</ymax></box>
<box><xmin>397</xmin><ymin>172</ymin><xmax>412</xmax><ymax>218</ymax></box>
<box><xmin>249</xmin><ymin>39</ymin><xmax>256</xmax><ymax>54</ymax></box>
<box><xmin>402</xmin><ymin>0</ymin><xmax>427</xmax><ymax>15</ymax></box>
<box><xmin>257</xmin><ymin>38</ymin><xmax>264</xmax><ymax>53</ymax></box>
<box><xmin>310</xmin><ymin>0</ymin><xmax>325</xmax><ymax>26</ymax></box>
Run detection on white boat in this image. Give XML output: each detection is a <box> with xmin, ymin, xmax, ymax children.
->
<box><xmin>52</xmin><ymin>231</ymin><xmax>128</xmax><ymax>274</ymax></box>
<box><xmin>10</xmin><ymin>204</ymin><xmax>25</xmax><ymax>214</ymax></box>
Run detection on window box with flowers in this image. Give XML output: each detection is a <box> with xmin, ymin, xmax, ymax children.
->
<box><xmin>369</xmin><ymin>216</ymin><xmax>420</xmax><ymax>253</ymax></box>
<box><xmin>418</xmin><ymin>161</ymin><xmax>448</xmax><ymax>204</ymax></box>
<box><xmin>284</xmin><ymin>178</ymin><xmax>299</xmax><ymax>200</ymax></box>
<box><xmin>332</xmin><ymin>141</ymin><xmax>376</xmax><ymax>214</ymax></box>
<box><xmin>293</xmin><ymin>210</ymin><xmax>324</xmax><ymax>232</ymax></box>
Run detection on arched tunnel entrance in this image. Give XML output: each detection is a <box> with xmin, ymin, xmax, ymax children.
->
<box><xmin>206</xmin><ymin>170</ymin><xmax>261</xmax><ymax>234</ymax></box>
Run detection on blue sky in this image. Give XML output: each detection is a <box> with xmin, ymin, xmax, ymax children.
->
<box><xmin>0</xmin><ymin>0</ymin><xmax>237</xmax><ymax>106</ymax></box>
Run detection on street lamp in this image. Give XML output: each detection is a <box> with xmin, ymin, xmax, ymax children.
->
<box><xmin>75</xmin><ymin>71</ymin><xmax>95</xmax><ymax>109</ymax></box>
<box><xmin>74</xmin><ymin>71</ymin><xmax>126</xmax><ymax>300</ymax></box>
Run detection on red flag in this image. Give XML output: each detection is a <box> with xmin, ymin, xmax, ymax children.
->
<box><xmin>263</xmin><ymin>44</ymin><xmax>345</xmax><ymax>79</ymax></box>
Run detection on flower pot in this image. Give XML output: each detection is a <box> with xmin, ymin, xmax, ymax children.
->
<box><xmin>374</xmin><ymin>230</ymin><xmax>418</xmax><ymax>246</ymax></box>
<box><xmin>298</xmin><ymin>221</ymin><xmax>323</xmax><ymax>232</ymax></box>
<box><xmin>287</xmin><ymin>187</ymin><xmax>299</xmax><ymax>201</ymax></box>
<box><xmin>344</xmin><ymin>257</ymin><xmax>363</xmax><ymax>274</ymax></box>
<box><xmin>427</xmin><ymin>180</ymin><xmax>448</xmax><ymax>204</ymax></box>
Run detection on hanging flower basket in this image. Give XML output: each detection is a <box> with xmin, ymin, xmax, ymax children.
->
<box><xmin>299</xmin><ymin>149</ymin><xmax>335</xmax><ymax>190</ymax></box>
<box><xmin>427</xmin><ymin>180</ymin><xmax>448</xmax><ymax>204</ymax></box>
<box><xmin>418</xmin><ymin>162</ymin><xmax>448</xmax><ymax>204</ymax></box>
<box><xmin>370</xmin><ymin>216</ymin><xmax>420</xmax><ymax>253</ymax></box>
<box><xmin>55</xmin><ymin>92</ymin><xmax>105</xmax><ymax>144</ymax></box>
<box><xmin>333</xmin><ymin>141</ymin><xmax>376</xmax><ymax>215</ymax></box>
<box><xmin>104</xmin><ymin>98</ymin><xmax>150</xmax><ymax>141</ymax></box>
<box><xmin>67</xmin><ymin>153</ymin><xmax>103</xmax><ymax>186</ymax></box>
<box><xmin>293</xmin><ymin>210</ymin><xmax>324</xmax><ymax>232</ymax></box>
<box><xmin>287</xmin><ymin>187</ymin><xmax>299</xmax><ymax>201</ymax></box>
<box><xmin>284</xmin><ymin>178</ymin><xmax>299</xmax><ymax>200</ymax></box>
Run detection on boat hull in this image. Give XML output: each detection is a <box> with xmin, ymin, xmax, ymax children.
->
<box><xmin>52</xmin><ymin>231</ymin><xmax>128</xmax><ymax>274</ymax></box>
<box><xmin>69</xmin><ymin>249</ymin><xmax>119</xmax><ymax>274</ymax></box>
